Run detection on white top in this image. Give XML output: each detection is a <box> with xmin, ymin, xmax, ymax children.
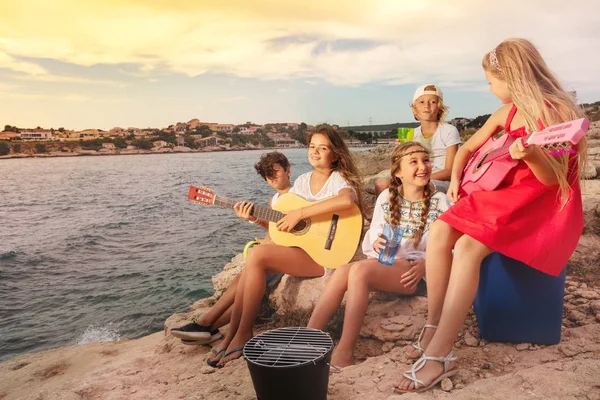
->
<box><xmin>362</xmin><ymin>189</ymin><xmax>452</xmax><ymax>260</ymax></box>
<box><xmin>290</xmin><ymin>171</ymin><xmax>352</xmax><ymax>201</ymax></box>
<box><xmin>412</xmin><ymin>123</ymin><xmax>461</xmax><ymax>172</ymax></box>
<box><xmin>270</xmin><ymin>192</ymin><xmax>280</xmax><ymax>208</ymax></box>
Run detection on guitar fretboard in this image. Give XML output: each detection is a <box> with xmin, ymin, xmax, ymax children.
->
<box><xmin>213</xmin><ymin>196</ymin><xmax>284</xmax><ymax>223</ymax></box>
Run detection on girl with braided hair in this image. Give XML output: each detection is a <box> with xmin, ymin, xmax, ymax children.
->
<box><xmin>308</xmin><ymin>141</ymin><xmax>452</xmax><ymax>371</ymax></box>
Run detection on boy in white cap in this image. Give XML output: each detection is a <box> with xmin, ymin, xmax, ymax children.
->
<box><xmin>375</xmin><ymin>84</ymin><xmax>461</xmax><ymax>195</ymax></box>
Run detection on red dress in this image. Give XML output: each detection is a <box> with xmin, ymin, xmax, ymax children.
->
<box><xmin>439</xmin><ymin>105</ymin><xmax>584</xmax><ymax>276</ymax></box>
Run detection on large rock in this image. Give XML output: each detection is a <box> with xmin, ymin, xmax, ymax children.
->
<box><xmin>270</xmin><ymin>270</ymin><xmax>334</xmax><ymax>315</ymax></box>
<box><xmin>212</xmin><ymin>254</ymin><xmax>244</xmax><ymax>296</ymax></box>
<box><xmin>583</xmin><ymin>161</ymin><xmax>598</xmax><ymax>179</ymax></box>
<box><xmin>354</xmin><ymin>144</ymin><xmax>395</xmax><ymax>177</ymax></box>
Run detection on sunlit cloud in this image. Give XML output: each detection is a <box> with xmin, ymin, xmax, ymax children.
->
<box><xmin>0</xmin><ymin>0</ymin><xmax>597</xmax><ymax>86</ymax></box>
<box><xmin>0</xmin><ymin>91</ymin><xmax>131</xmax><ymax>103</ymax></box>
<box><xmin>0</xmin><ymin>52</ymin><xmax>47</xmax><ymax>75</ymax></box>
<box><xmin>0</xmin><ymin>0</ymin><xmax>598</xmax><ymax>130</ymax></box>
<box><xmin>10</xmin><ymin>72</ymin><xmax>128</xmax><ymax>87</ymax></box>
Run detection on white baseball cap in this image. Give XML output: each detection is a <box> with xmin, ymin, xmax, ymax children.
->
<box><xmin>412</xmin><ymin>84</ymin><xmax>443</xmax><ymax>103</ymax></box>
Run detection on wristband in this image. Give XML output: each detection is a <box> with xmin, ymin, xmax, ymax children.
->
<box><xmin>248</xmin><ymin>217</ymin><xmax>258</xmax><ymax>224</ymax></box>
<box><xmin>243</xmin><ymin>240</ymin><xmax>260</xmax><ymax>259</ymax></box>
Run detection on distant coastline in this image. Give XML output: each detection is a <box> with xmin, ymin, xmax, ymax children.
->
<box><xmin>0</xmin><ymin>143</ymin><xmax>381</xmax><ymax>160</ymax></box>
<box><xmin>0</xmin><ymin>145</ymin><xmax>302</xmax><ymax>160</ymax></box>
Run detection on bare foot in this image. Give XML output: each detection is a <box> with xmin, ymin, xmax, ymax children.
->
<box><xmin>406</xmin><ymin>325</ymin><xmax>436</xmax><ymax>359</ymax></box>
<box><xmin>330</xmin><ymin>347</ymin><xmax>354</xmax><ymax>369</ymax></box>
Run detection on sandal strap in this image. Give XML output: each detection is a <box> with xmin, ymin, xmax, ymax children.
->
<box><xmin>422</xmin><ymin>351</ymin><xmax>457</xmax><ymax>372</ymax></box>
<box><xmin>402</xmin><ymin>350</ymin><xmax>456</xmax><ymax>389</ymax></box>
<box><xmin>411</xmin><ymin>324</ymin><xmax>438</xmax><ymax>353</ymax></box>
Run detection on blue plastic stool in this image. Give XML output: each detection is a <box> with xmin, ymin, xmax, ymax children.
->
<box><xmin>473</xmin><ymin>252</ymin><xmax>566</xmax><ymax>345</ymax></box>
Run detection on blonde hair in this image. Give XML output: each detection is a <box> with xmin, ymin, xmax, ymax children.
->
<box><xmin>482</xmin><ymin>38</ymin><xmax>587</xmax><ymax>206</ymax></box>
<box><xmin>306</xmin><ymin>124</ymin><xmax>365</xmax><ymax>216</ymax></box>
<box><xmin>388</xmin><ymin>141</ymin><xmax>434</xmax><ymax>248</ymax></box>
<box><xmin>410</xmin><ymin>84</ymin><xmax>449</xmax><ymax>123</ymax></box>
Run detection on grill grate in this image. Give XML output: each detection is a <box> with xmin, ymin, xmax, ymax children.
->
<box><xmin>244</xmin><ymin>327</ymin><xmax>333</xmax><ymax>368</ymax></box>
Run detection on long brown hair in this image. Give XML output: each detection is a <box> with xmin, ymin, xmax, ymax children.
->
<box><xmin>306</xmin><ymin>124</ymin><xmax>364</xmax><ymax>215</ymax></box>
<box><xmin>388</xmin><ymin>141</ymin><xmax>434</xmax><ymax>248</ymax></box>
<box><xmin>482</xmin><ymin>38</ymin><xmax>587</xmax><ymax>206</ymax></box>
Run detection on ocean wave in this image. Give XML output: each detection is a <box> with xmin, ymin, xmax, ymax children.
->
<box><xmin>76</xmin><ymin>323</ymin><xmax>121</xmax><ymax>345</ymax></box>
<box><xmin>0</xmin><ymin>250</ymin><xmax>23</xmax><ymax>260</ymax></box>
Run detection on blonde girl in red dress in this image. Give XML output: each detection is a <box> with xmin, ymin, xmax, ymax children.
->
<box><xmin>394</xmin><ymin>38</ymin><xmax>587</xmax><ymax>393</ymax></box>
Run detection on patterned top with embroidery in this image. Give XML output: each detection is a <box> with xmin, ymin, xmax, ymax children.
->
<box><xmin>362</xmin><ymin>189</ymin><xmax>452</xmax><ymax>260</ymax></box>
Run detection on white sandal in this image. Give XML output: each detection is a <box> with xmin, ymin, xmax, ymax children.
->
<box><xmin>410</xmin><ymin>324</ymin><xmax>437</xmax><ymax>358</ymax></box>
<box><xmin>394</xmin><ymin>351</ymin><xmax>458</xmax><ymax>393</ymax></box>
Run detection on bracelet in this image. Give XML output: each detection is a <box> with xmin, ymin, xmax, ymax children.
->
<box><xmin>248</xmin><ymin>217</ymin><xmax>258</xmax><ymax>224</ymax></box>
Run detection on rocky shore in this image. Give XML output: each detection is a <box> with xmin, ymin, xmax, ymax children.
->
<box><xmin>1</xmin><ymin>123</ymin><xmax>599</xmax><ymax>400</ymax></box>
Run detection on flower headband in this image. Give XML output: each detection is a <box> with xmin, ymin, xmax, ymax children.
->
<box><xmin>392</xmin><ymin>149</ymin><xmax>429</xmax><ymax>162</ymax></box>
<box><xmin>489</xmin><ymin>47</ymin><xmax>502</xmax><ymax>72</ymax></box>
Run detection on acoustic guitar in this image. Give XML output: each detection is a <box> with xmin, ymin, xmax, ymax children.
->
<box><xmin>187</xmin><ymin>186</ymin><xmax>363</xmax><ymax>269</ymax></box>
<box><xmin>460</xmin><ymin>118</ymin><xmax>590</xmax><ymax>195</ymax></box>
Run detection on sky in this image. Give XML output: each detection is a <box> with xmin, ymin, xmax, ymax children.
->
<box><xmin>0</xmin><ymin>0</ymin><xmax>599</xmax><ymax>131</ymax></box>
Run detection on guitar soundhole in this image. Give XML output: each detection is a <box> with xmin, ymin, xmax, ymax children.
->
<box><xmin>292</xmin><ymin>219</ymin><xmax>310</xmax><ymax>235</ymax></box>
<box><xmin>473</xmin><ymin>152</ymin><xmax>489</xmax><ymax>173</ymax></box>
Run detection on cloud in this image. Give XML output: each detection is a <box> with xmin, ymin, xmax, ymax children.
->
<box><xmin>218</xmin><ymin>96</ymin><xmax>249</xmax><ymax>103</ymax></box>
<box><xmin>0</xmin><ymin>52</ymin><xmax>47</xmax><ymax>75</ymax></box>
<box><xmin>0</xmin><ymin>91</ymin><xmax>130</xmax><ymax>103</ymax></box>
<box><xmin>0</xmin><ymin>0</ymin><xmax>598</xmax><ymax>90</ymax></box>
<box><xmin>10</xmin><ymin>72</ymin><xmax>128</xmax><ymax>86</ymax></box>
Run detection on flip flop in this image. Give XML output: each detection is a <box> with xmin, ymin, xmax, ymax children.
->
<box><xmin>217</xmin><ymin>346</ymin><xmax>245</xmax><ymax>367</ymax></box>
<box><xmin>206</xmin><ymin>348</ymin><xmax>225</xmax><ymax>368</ymax></box>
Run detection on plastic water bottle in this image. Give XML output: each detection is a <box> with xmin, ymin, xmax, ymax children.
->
<box><xmin>378</xmin><ymin>223</ymin><xmax>403</xmax><ymax>266</ymax></box>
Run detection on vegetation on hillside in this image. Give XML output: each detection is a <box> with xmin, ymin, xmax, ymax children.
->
<box><xmin>0</xmin><ymin>141</ymin><xmax>10</xmax><ymax>156</ymax></box>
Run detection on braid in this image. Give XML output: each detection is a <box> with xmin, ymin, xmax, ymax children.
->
<box><xmin>412</xmin><ymin>183</ymin><xmax>434</xmax><ymax>248</ymax></box>
<box><xmin>388</xmin><ymin>175</ymin><xmax>403</xmax><ymax>226</ymax></box>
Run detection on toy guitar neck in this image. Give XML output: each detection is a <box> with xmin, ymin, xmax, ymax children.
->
<box><xmin>482</xmin><ymin>118</ymin><xmax>589</xmax><ymax>164</ymax></box>
<box><xmin>460</xmin><ymin>118</ymin><xmax>590</xmax><ymax>195</ymax></box>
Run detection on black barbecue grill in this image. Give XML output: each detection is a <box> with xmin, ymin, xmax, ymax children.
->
<box><xmin>244</xmin><ymin>327</ymin><xmax>334</xmax><ymax>400</ymax></box>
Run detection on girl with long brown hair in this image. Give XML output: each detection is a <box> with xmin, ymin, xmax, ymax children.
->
<box><xmin>308</xmin><ymin>141</ymin><xmax>451</xmax><ymax>370</ymax></box>
<box><xmin>209</xmin><ymin>124</ymin><xmax>363</xmax><ymax>367</ymax></box>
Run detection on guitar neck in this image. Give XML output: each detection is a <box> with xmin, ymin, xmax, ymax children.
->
<box><xmin>484</xmin><ymin>132</ymin><xmax>534</xmax><ymax>163</ymax></box>
<box><xmin>213</xmin><ymin>196</ymin><xmax>284</xmax><ymax>223</ymax></box>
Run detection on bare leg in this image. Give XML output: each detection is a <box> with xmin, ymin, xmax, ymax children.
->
<box><xmin>307</xmin><ymin>263</ymin><xmax>352</xmax><ymax>330</ymax></box>
<box><xmin>219</xmin><ymin>244</ymin><xmax>325</xmax><ymax>366</ymax></box>
<box><xmin>332</xmin><ymin>258</ymin><xmax>415</xmax><ymax>367</ymax></box>
<box><xmin>395</xmin><ymin>234</ymin><xmax>492</xmax><ymax>391</ymax></box>
<box><xmin>197</xmin><ymin>274</ymin><xmax>240</xmax><ymax>329</ymax></box>
<box><xmin>210</xmin><ymin>306</ymin><xmax>232</xmax><ymax>330</ymax></box>
<box><xmin>208</xmin><ymin>271</ymin><xmax>247</xmax><ymax>364</ymax></box>
<box><xmin>375</xmin><ymin>177</ymin><xmax>391</xmax><ymax>198</ymax></box>
<box><xmin>405</xmin><ymin>220</ymin><xmax>463</xmax><ymax>359</ymax></box>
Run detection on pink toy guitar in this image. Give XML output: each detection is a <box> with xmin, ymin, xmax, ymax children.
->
<box><xmin>460</xmin><ymin>118</ymin><xmax>590</xmax><ymax>195</ymax></box>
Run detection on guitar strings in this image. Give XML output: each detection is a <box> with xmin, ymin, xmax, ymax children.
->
<box><xmin>211</xmin><ymin>197</ymin><xmax>340</xmax><ymax>238</ymax></box>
